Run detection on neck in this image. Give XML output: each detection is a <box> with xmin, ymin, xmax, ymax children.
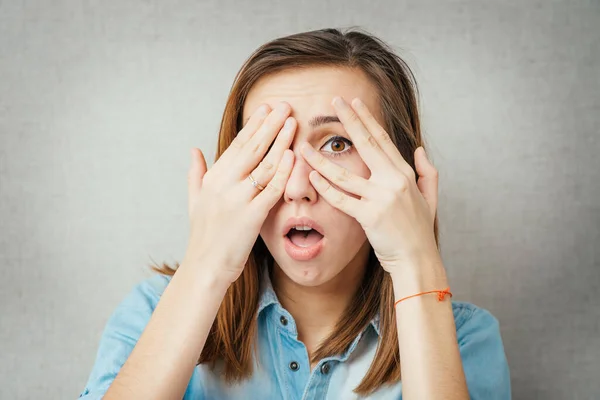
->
<box><xmin>270</xmin><ymin>243</ymin><xmax>371</xmax><ymax>356</ymax></box>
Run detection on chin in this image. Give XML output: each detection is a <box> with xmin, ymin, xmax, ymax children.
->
<box><xmin>275</xmin><ymin>260</ymin><xmax>335</xmax><ymax>287</ymax></box>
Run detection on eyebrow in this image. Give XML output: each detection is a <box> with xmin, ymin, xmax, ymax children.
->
<box><xmin>242</xmin><ymin>114</ymin><xmax>341</xmax><ymax>128</ymax></box>
<box><xmin>309</xmin><ymin>115</ymin><xmax>341</xmax><ymax>128</ymax></box>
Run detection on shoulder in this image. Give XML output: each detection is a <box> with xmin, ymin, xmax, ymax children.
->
<box><xmin>451</xmin><ymin>300</ymin><xmax>500</xmax><ymax>336</ymax></box>
<box><xmin>99</xmin><ymin>272</ymin><xmax>174</xmax><ymax>341</ymax></box>
<box><xmin>78</xmin><ymin>273</ymin><xmax>175</xmax><ymax>398</ymax></box>
<box><xmin>450</xmin><ymin>301</ymin><xmax>512</xmax><ymax>399</ymax></box>
<box><xmin>118</xmin><ymin>273</ymin><xmax>173</xmax><ymax>311</ymax></box>
<box><xmin>451</xmin><ymin>300</ymin><xmax>506</xmax><ymax>351</ymax></box>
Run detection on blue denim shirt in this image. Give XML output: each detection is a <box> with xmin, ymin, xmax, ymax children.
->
<box><xmin>79</xmin><ymin>270</ymin><xmax>511</xmax><ymax>399</ymax></box>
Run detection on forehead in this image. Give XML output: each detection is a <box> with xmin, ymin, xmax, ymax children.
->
<box><xmin>242</xmin><ymin>66</ymin><xmax>383</xmax><ymax>125</ymax></box>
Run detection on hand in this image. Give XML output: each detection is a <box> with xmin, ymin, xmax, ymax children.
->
<box><xmin>184</xmin><ymin>102</ymin><xmax>297</xmax><ymax>285</ymax></box>
<box><xmin>299</xmin><ymin>96</ymin><xmax>440</xmax><ymax>273</ymax></box>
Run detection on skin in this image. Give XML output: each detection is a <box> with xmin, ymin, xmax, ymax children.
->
<box><xmin>242</xmin><ymin>66</ymin><xmax>380</xmax><ymax>360</ymax></box>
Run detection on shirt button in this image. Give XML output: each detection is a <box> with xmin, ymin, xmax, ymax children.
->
<box><xmin>320</xmin><ymin>362</ymin><xmax>331</xmax><ymax>375</ymax></box>
<box><xmin>289</xmin><ymin>361</ymin><xmax>299</xmax><ymax>371</ymax></box>
<box><xmin>280</xmin><ymin>315</ymin><xmax>288</xmax><ymax>326</ymax></box>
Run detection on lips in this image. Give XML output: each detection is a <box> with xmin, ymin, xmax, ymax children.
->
<box><xmin>282</xmin><ymin>216</ymin><xmax>326</xmax><ymax>237</ymax></box>
<box><xmin>281</xmin><ymin>216</ymin><xmax>326</xmax><ymax>261</ymax></box>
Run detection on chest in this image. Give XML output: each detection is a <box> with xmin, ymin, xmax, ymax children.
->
<box><xmin>185</xmin><ymin>321</ymin><xmax>402</xmax><ymax>400</ymax></box>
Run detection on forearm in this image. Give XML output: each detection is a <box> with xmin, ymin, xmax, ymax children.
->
<box><xmin>104</xmin><ymin>261</ymin><xmax>230</xmax><ymax>400</ymax></box>
<box><xmin>391</xmin><ymin>256</ymin><xmax>469</xmax><ymax>400</ymax></box>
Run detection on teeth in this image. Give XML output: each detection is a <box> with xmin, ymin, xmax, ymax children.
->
<box><xmin>294</xmin><ymin>225</ymin><xmax>312</xmax><ymax>231</ymax></box>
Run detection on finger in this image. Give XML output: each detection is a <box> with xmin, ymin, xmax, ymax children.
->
<box><xmin>219</xmin><ymin>104</ymin><xmax>271</xmax><ymax>165</ymax></box>
<box><xmin>331</xmin><ymin>96</ymin><xmax>388</xmax><ymax>172</ymax></box>
<box><xmin>188</xmin><ymin>147</ymin><xmax>207</xmax><ymax>216</ymax></box>
<box><xmin>308</xmin><ymin>169</ymin><xmax>362</xmax><ymax>218</ymax></box>
<box><xmin>188</xmin><ymin>147</ymin><xmax>207</xmax><ymax>191</ymax></box>
<box><xmin>245</xmin><ymin>117</ymin><xmax>296</xmax><ymax>197</ymax></box>
<box><xmin>350</xmin><ymin>97</ymin><xmax>414</xmax><ymax>176</ymax></box>
<box><xmin>252</xmin><ymin>149</ymin><xmax>295</xmax><ymax>213</ymax></box>
<box><xmin>240</xmin><ymin>101</ymin><xmax>291</xmax><ymax>173</ymax></box>
<box><xmin>300</xmin><ymin>142</ymin><xmax>370</xmax><ymax>198</ymax></box>
<box><xmin>414</xmin><ymin>146</ymin><xmax>439</xmax><ymax>222</ymax></box>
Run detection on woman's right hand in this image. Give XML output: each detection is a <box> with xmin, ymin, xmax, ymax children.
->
<box><xmin>182</xmin><ymin>102</ymin><xmax>296</xmax><ymax>285</ymax></box>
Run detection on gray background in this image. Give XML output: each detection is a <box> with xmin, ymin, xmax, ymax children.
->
<box><xmin>1</xmin><ymin>0</ymin><xmax>598</xmax><ymax>399</ymax></box>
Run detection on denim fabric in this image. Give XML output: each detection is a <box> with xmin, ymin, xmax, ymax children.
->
<box><xmin>79</xmin><ymin>271</ymin><xmax>511</xmax><ymax>399</ymax></box>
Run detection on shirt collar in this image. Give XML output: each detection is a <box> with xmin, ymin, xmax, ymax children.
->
<box><xmin>257</xmin><ymin>260</ymin><xmax>381</xmax><ymax>336</ymax></box>
<box><xmin>257</xmin><ymin>267</ymin><xmax>280</xmax><ymax>314</ymax></box>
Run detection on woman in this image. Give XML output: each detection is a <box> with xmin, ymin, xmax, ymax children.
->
<box><xmin>79</xmin><ymin>28</ymin><xmax>510</xmax><ymax>399</ymax></box>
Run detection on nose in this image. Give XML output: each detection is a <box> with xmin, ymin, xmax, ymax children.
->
<box><xmin>283</xmin><ymin>147</ymin><xmax>317</xmax><ymax>204</ymax></box>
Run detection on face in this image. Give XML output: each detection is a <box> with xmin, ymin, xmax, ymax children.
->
<box><xmin>243</xmin><ymin>66</ymin><xmax>384</xmax><ymax>288</ymax></box>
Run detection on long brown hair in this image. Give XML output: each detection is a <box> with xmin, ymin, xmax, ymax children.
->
<box><xmin>150</xmin><ymin>27</ymin><xmax>439</xmax><ymax>396</ymax></box>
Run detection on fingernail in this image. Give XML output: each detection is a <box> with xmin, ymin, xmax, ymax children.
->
<box><xmin>352</xmin><ymin>98</ymin><xmax>364</xmax><ymax>108</ymax></box>
<box><xmin>276</xmin><ymin>101</ymin><xmax>290</xmax><ymax>114</ymax></box>
<box><xmin>284</xmin><ymin>117</ymin><xmax>294</xmax><ymax>131</ymax></box>
<box><xmin>331</xmin><ymin>96</ymin><xmax>346</xmax><ymax>108</ymax></box>
<box><xmin>258</xmin><ymin>104</ymin><xmax>270</xmax><ymax>116</ymax></box>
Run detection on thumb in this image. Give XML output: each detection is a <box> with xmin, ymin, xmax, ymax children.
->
<box><xmin>188</xmin><ymin>147</ymin><xmax>207</xmax><ymax>193</ymax></box>
<box><xmin>414</xmin><ymin>146</ymin><xmax>439</xmax><ymax>222</ymax></box>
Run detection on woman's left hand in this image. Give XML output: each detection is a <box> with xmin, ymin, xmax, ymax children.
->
<box><xmin>300</xmin><ymin>96</ymin><xmax>440</xmax><ymax>274</ymax></box>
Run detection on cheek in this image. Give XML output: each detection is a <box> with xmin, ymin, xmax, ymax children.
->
<box><xmin>333</xmin><ymin>215</ymin><xmax>368</xmax><ymax>246</ymax></box>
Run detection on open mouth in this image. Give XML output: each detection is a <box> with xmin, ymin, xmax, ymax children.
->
<box><xmin>285</xmin><ymin>227</ymin><xmax>325</xmax><ymax>248</ymax></box>
<box><xmin>281</xmin><ymin>217</ymin><xmax>326</xmax><ymax>261</ymax></box>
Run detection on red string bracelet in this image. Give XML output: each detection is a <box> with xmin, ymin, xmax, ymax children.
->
<box><xmin>394</xmin><ymin>287</ymin><xmax>453</xmax><ymax>307</ymax></box>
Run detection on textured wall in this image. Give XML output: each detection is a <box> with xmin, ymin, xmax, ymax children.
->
<box><xmin>1</xmin><ymin>1</ymin><xmax>598</xmax><ymax>399</ymax></box>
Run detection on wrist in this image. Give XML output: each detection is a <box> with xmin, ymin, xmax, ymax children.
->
<box><xmin>177</xmin><ymin>259</ymin><xmax>233</xmax><ymax>294</ymax></box>
<box><xmin>389</xmin><ymin>257</ymin><xmax>449</xmax><ymax>301</ymax></box>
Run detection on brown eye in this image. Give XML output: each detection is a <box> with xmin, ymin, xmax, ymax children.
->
<box><xmin>321</xmin><ymin>136</ymin><xmax>353</xmax><ymax>157</ymax></box>
<box><xmin>330</xmin><ymin>139</ymin><xmax>346</xmax><ymax>152</ymax></box>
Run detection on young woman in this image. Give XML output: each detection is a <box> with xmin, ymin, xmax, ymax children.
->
<box><xmin>79</xmin><ymin>28</ymin><xmax>511</xmax><ymax>399</ymax></box>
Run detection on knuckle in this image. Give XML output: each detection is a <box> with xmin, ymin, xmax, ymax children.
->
<box><xmin>265</xmin><ymin>170</ymin><xmax>286</xmax><ymax>194</ymax></box>
<box><xmin>249</xmin><ymin>140</ymin><xmax>264</xmax><ymax>155</ymax></box>
<box><xmin>315</xmin><ymin>154</ymin><xmax>328</xmax><ymax>167</ymax></box>
<box><xmin>379</xmin><ymin>130</ymin><xmax>393</xmax><ymax>145</ymax></box>
<box><xmin>259</xmin><ymin>158</ymin><xmax>274</xmax><ymax>172</ymax></box>
<box><xmin>323</xmin><ymin>184</ymin><xmax>344</xmax><ymax>206</ymax></box>
<box><xmin>348</xmin><ymin>112</ymin><xmax>360</xmax><ymax>124</ymax></box>
<box><xmin>266</xmin><ymin>180</ymin><xmax>282</xmax><ymax>194</ymax></box>
<box><xmin>229</xmin><ymin>138</ymin><xmax>243</xmax><ymax>150</ymax></box>
<box><xmin>366</xmin><ymin>134</ymin><xmax>379</xmax><ymax>149</ymax></box>
<box><xmin>336</xmin><ymin>168</ymin><xmax>352</xmax><ymax>182</ymax></box>
<box><xmin>396</xmin><ymin>176</ymin><xmax>409</xmax><ymax>192</ymax></box>
<box><xmin>334</xmin><ymin>192</ymin><xmax>346</xmax><ymax>207</ymax></box>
